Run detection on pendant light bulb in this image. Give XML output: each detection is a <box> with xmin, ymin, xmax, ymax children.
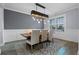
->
<box><xmin>32</xmin><ymin>17</ymin><xmax>35</xmax><ymax>21</ymax></box>
<box><xmin>38</xmin><ymin>21</ymin><xmax>40</xmax><ymax>23</ymax></box>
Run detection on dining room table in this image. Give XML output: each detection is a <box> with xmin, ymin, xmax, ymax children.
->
<box><xmin>21</xmin><ymin>31</ymin><xmax>49</xmax><ymax>43</ymax></box>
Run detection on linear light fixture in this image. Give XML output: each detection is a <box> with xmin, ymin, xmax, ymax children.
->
<box><xmin>31</xmin><ymin>3</ymin><xmax>49</xmax><ymax>23</ymax></box>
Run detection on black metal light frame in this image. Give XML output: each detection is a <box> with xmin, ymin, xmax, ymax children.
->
<box><xmin>31</xmin><ymin>3</ymin><xmax>49</xmax><ymax>18</ymax></box>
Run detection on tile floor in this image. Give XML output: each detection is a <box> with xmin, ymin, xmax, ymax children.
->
<box><xmin>0</xmin><ymin>39</ymin><xmax>78</xmax><ymax>55</ymax></box>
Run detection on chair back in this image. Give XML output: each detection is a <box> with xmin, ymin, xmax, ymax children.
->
<box><xmin>49</xmin><ymin>29</ymin><xmax>53</xmax><ymax>41</ymax></box>
<box><xmin>31</xmin><ymin>30</ymin><xmax>40</xmax><ymax>45</ymax></box>
<box><xmin>41</xmin><ymin>30</ymin><xmax>48</xmax><ymax>42</ymax></box>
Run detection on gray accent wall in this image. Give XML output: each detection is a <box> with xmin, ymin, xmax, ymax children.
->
<box><xmin>4</xmin><ymin>9</ymin><xmax>43</xmax><ymax>29</ymax></box>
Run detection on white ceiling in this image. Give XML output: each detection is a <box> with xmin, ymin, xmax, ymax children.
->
<box><xmin>0</xmin><ymin>3</ymin><xmax>79</xmax><ymax>17</ymax></box>
<box><xmin>41</xmin><ymin>3</ymin><xmax>78</xmax><ymax>15</ymax></box>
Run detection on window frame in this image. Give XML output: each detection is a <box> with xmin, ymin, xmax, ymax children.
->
<box><xmin>49</xmin><ymin>14</ymin><xmax>66</xmax><ymax>32</ymax></box>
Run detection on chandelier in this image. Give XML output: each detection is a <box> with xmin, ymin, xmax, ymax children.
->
<box><xmin>31</xmin><ymin>3</ymin><xmax>49</xmax><ymax>23</ymax></box>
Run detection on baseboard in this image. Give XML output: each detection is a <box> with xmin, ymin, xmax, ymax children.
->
<box><xmin>5</xmin><ymin>39</ymin><xmax>26</xmax><ymax>44</ymax></box>
<box><xmin>53</xmin><ymin>38</ymin><xmax>78</xmax><ymax>44</ymax></box>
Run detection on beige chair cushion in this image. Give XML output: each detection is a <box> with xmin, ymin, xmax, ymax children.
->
<box><xmin>26</xmin><ymin>30</ymin><xmax>40</xmax><ymax>45</ymax></box>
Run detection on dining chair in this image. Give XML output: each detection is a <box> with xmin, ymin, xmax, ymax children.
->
<box><xmin>41</xmin><ymin>30</ymin><xmax>48</xmax><ymax>42</ymax></box>
<box><xmin>26</xmin><ymin>30</ymin><xmax>40</xmax><ymax>49</ymax></box>
<box><xmin>49</xmin><ymin>29</ymin><xmax>53</xmax><ymax>41</ymax></box>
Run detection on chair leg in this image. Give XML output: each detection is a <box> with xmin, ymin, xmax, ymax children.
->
<box><xmin>30</xmin><ymin>45</ymin><xmax>34</xmax><ymax>54</ymax></box>
<box><xmin>31</xmin><ymin>45</ymin><xmax>33</xmax><ymax>50</ymax></box>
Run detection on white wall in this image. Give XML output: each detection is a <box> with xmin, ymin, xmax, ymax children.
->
<box><xmin>3</xmin><ymin>29</ymin><xmax>32</xmax><ymax>43</ymax></box>
<box><xmin>77</xmin><ymin>5</ymin><xmax>79</xmax><ymax>55</ymax></box>
<box><xmin>0</xmin><ymin>49</ymin><xmax>1</xmax><ymax>54</ymax></box>
<box><xmin>0</xmin><ymin>5</ymin><xmax>4</xmax><ymax>54</ymax></box>
<box><xmin>78</xmin><ymin>30</ymin><xmax>79</xmax><ymax>54</ymax></box>
<box><xmin>0</xmin><ymin>7</ymin><xmax>4</xmax><ymax>46</ymax></box>
<box><xmin>53</xmin><ymin>30</ymin><xmax>78</xmax><ymax>42</ymax></box>
<box><xmin>45</xmin><ymin>8</ymin><xmax>79</xmax><ymax>42</ymax></box>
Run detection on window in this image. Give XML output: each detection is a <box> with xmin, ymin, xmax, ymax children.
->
<box><xmin>49</xmin><ymin>15</ymin><xmax>65</xmax><ymax>32</ymax></box>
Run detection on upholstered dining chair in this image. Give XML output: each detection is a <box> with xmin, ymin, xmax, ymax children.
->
<box><xmin>49</xmin><ymin>29</ymin><xmax>53</xmax><ymax>41</ymax></box>
<box><xmin>26</xmin><ymin>30</ymin><xmax>40</xmax><ymax>49</ymax></box>
<box><xmin>41</xmin><ymin>30</ymin><xmax>48</xmax><ymax>42</ymax></box>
